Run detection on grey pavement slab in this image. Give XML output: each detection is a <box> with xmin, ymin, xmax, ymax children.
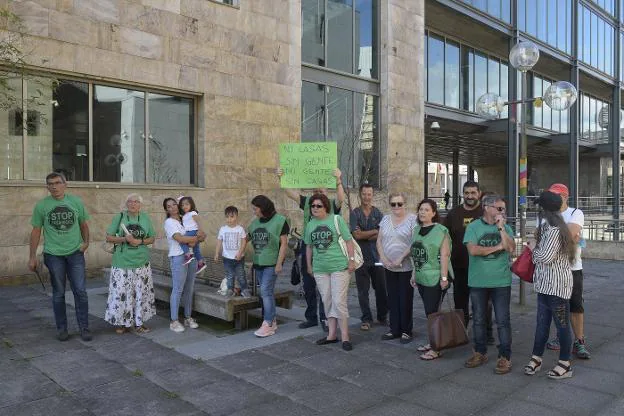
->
<box><xmin>2</xmin><ymin>259</ymin><xmax>624</xmax><ymax>416</ymax></box>
<box><xmin>398</xmin><ymin>379</ymin><xmax>500</xmax><ymax>416</ymax></box>
<box><xmin>0</xmin><ymin>394</ymin><xmax>92</xmax><ymax>416</ymax></box>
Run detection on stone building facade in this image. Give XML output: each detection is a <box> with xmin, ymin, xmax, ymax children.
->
<box><xmin>1</xmin><ymin>0</ymin><xmax>424</xmax><ymax>280</ymax></box>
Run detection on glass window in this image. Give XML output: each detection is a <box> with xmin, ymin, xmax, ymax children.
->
<box><xmin>605</xmin><ymin>26</ymin><xmax>613</xmax><ymax>76</ymax></box>
<box><xmin>582</xmin><ymin>94</ymin><xmax>590</xmax><ymax>140</ymax></box>
<box><xmin>353</xmin><ymin>93</ymin><xmax>379</xmax><ymax>186</ymax></box>
<box><xmin>591</xmin><ymin>12</ymin><xmax>598</xmax><ymax>69</ymax></box>
<box><xmin>518</xmin><ymin>0</ymin><xmax>526</xmax><ymax>31</ymax></box>
<box><xmin>53</xmin><ymin>80</ymin><xmax>90</xmax><ymax>182</ymax></box>
<box><xmin>24</xmin><ymin>77</ymin><xmax>56</xmax><ymax>181</ymax></box>
<box><xmin>0</xmin><ymin>73</ymin><xmax>23</xmax><ymax>180</ymax></box>
<box><xmin>327</xmin><ymin>0</ymin><xmax>354</xmax><ymax>74</ymax></box>
<box><xmin>500</xmin><ymin>62</ymin><xmax>509</xmax><ymax>118</ymax></box>
<box><xmin>557</xmin><ymin>0</ymin><xmax>568</xmax><ymax>52</ymax></box>
<box><xmin>547</xmin><ymin>0</ymin><xmax>557</xmax><ymax>47</ymax></box>
<box><xmin>328</xmin><ymin>87</ymin><xmax>353</xmax><ymax>178</ymax></box>
<box><xmin>487</xmin><ymin>58</ymin><xmax>500</xmax><ymax>96</ymax></box>
<box><xmin>582</xmin><ymin>7</ymin><xmax>591</xmax><ymax>66</ymax></box>
<box><xmin>542</xmin><ymin>79</ymin><xmax>552</xmax><ymax>130</ymax></box>
<box><xmin>537</xmin><ymin>0</ymin><xmax>547</xmax><ymax>40</ymax></box>
<box><xmin>445</xmin><ymin>40</ymin><xmax>460</xmax><ymax>108</ymax></box>
<box><xmin>302</xmin><ymin>81</ymin><xmax>325</xmax><ymax>140</ymax></box>
<box><xmin>533</xmin><ymin>76</ymin><xmax>542</xmax><ymax>127</ymax></box>
<box><xmin>148</xmin><ymin>93</ymin><xmax>194</xmax><ymax>185</ymax></box>
<box><xmin>461</xmin><ymin>47</ymin><xmax>474</xmax><ymax>112</ymax></box>
<box><xmin>355</xmin><ymin>0</ymin><xmax>377</xmax><ymax>79</ymax></box>
<box><xmin>302</xmin><ymin>0</ymin><xmax>325</xmax><ymax>67</ymax></box>
<box><xmin>487</xmin><ymin>0</ymin><xmax>500</xmax><ymax>20</ymax></box>
<box><xmin>474</xmin><ymin>53</ymin><xmax>488</xmax><ymax>112</ymax></box>
<box><xmin>427</xmin><ymin>35</ymin><xmax>444</xmax><ymax>105</ymax></box>
<box><xmin>93</xmin><ymin>86</ymin><xmax>144</xmax><ymax>183</ymax></box>
<box><xmin>526</xmin><ymin>0</ymin><xmax>537</xmax><ymax>36</ymax></box>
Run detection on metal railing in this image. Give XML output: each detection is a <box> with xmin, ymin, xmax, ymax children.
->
<box><xmin>506</xmin><ymin>216</ymin><xmax>622</xmax><ymax>242</ymax></box>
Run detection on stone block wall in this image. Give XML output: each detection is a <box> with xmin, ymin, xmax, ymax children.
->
<box><xmin>2</xmin><ymin>0</ymin><xmax>303</xmax><ymax>279</ymax></box>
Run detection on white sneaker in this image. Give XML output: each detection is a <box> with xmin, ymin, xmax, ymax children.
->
<box><xmin>184</xmin><ymin>317</ymin><xmax>199</xmax><ymax>329</ymax></box>
<box><xmin>170</xmin><ymin>321</ymin><xmax>185</xmax><ymax>333</ymax></box>
<box><xmin>254</xmin><ymin>321</ymin><xmax>276</xmax><ymax>337</ymax></box>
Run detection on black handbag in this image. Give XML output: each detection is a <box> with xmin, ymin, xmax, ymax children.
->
<box><xmin>291</xmin><ymin>255</ymin><xmax>301</xmax><ymax>286</ymax></box>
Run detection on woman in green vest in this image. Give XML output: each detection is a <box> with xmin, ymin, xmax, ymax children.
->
<box><xmin>248</xmin><ymin>195</ymin><xmax>289</xmax><ymax>338</ymax></box>
<box><xmin>304</xmin><ymin>193</ymin><xmax>356</xmax><ymax>351</ymax></box>
<box><xmin>104</xmin><ymin>193</ymin><xmax>156</xmax><ymax>334</ymax></box>
<box><xmin>410</xmin><ymin>198</ymin><xmax>452</xmax><ymax>360</ymax></box>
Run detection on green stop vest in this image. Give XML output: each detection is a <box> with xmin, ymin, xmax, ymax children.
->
<box><xmin>411</xmin><ymin>224</ymin><xmax>454</xmax><ymax>287</ymax></box>
<box><xmin>248</xmin><ymin>214</ymin><xmax>286</xmax><ymax>266</ymax></box>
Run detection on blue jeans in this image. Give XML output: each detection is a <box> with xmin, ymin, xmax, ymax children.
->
<box><xmin>301</xmin><ymin>243</ymin><xmax>326</xmax><ymax>322</ymax></box>
<box><xmin>533</xmin><ymin>293</ymin><xmax>572</xmax><ymax>361</ymax></box>
<box><xmin>471</xmin><ymin>286</ymin><xmax>512</xmax><ymax>359</ymax></box>
<box><xmin>180</xmin><ymin>230</ymin><xmax>203</xmax><ymax>261</ymax></box>
<box><xmin>43</xmin><ymin>250</ymin><xmax>89</xmax><ymax>332</ymax></box>
<box><xmin>255</xmin><ymin>266</ymin><xmax>277</xmax><ymax>323</ymax></box>
<box><xmin>223</xmin><ymin>257</ymin><xmax>247</xmax><ymax>290</ymax></box>
<box><xmin>169</xmin><ymin>255</ymin><xmax>197</xmax><ymax>321</ymax></box>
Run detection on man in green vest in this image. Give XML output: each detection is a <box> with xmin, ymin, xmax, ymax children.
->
<box><xmin>28</xmin><ymin>172</ymin><xmax>92</xmax><ymax>342</ymax></box>
<box><xmin>277</xmin><ymin>167</ymin><xmax>345</xmax><ymax>331</ymax></box>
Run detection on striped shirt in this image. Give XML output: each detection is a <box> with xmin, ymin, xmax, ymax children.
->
<box><xmin>532</xmin><ymin>223</ymin><xmax>573</xmax><ymax>299</ymax></box>
<box><xmin>379</xmin><ymin>213</ymin><xmax>418</xmax><ymax>272</ymax></box>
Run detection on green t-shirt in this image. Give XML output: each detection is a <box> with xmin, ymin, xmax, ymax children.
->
<box><xmin>31</xmin><ymin>194</ymin><xmax>90</xmax><ymax>256</ymax></box>
<box><xmin>411</xmin><ymin>224</ymin><xmax>453</xmax><ymax>287</ymax></box>
<box><xmin>248</xmin><ymin>214</ymin><xmax>287</xmax><ymax>266</ymax></box>
<box><xmin>304</xmin><ymin>215</ymin><xmax>351</xmax><ymax>274</ymax></box>
<box><xmin>463</xmin><ymin>219</ymin><xmax>514</xmax><ymax>288</ymax></box>
<box><xmin>106</xmin><ymin>212</ymin><xmax>155</xmax><ymax>269</ymax></box>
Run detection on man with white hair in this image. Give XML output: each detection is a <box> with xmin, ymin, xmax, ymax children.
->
<box><xmin>28</xmin><ymin>172</ymin><xmax>92</xmax><ymax>342</ymax></box>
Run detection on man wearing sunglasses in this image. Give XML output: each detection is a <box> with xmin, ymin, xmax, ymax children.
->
<box><xmin>463</xmin><ymin>194</ymin><xmax>515</xmax><ymax>375</ymax></box>
<box><xmin>277</xmin><ymin>167</ymin><xmax>345</xmax><ymax>331</ymax></box>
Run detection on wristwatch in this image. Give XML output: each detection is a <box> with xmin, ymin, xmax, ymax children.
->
<box><xmin>349</xmin><ymin>256</ymin><xmax>355</xmax><ymax>261</ymax></box>
<box><xmin>441</xmin><ymin>276</ymin><xmax>448</xmax><ymax>282</ymax></box>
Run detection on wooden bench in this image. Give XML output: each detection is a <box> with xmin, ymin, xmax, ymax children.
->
<box><xmin>149</xmin><ymin>249</ymin><xmax>293</xmax><ymax>329</ymax></box>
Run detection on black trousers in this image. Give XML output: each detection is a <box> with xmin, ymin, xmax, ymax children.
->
<box><xmin>417</xmin><ymin>283</ymin><xmax>447</xmax><ymax>316</ymax></box>
<box><xmin>385</xmin><ymin>270</ymin><xmax>414</xmax><ymax>336</ymax></box>
<box><xmin>355</xmin><ymin>264</ymin><xmax>388</xmax><ymax>323</ymax></box>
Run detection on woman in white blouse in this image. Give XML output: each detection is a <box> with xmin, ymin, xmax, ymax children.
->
<box><xmin>524</xmin><ymin>191</ymin><xmax>576</xmax><ymax>380</ymax></box>
<box><xmin>376</xmin><ymin>192</ymin><xmax>418</xmax><ymax>343</ymax></box>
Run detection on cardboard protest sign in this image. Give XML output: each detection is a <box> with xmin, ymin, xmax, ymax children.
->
<box><xmin>279</xmin><ymin>142</ymin><xmax>337</xmax><ymax>189</ymax></box>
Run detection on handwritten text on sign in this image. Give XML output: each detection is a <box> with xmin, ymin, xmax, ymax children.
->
<box><xmin>279</xmin><ymin>142</ymin><xmax>337</xmax><ymax>189</ymax></box>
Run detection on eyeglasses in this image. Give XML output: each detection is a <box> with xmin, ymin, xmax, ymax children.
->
<box><xmin>310</xmin><ymin>204</ymin><xmax>324</xmax><ymax>209</ymax></box>
<box><xmin>487</xmin><ymin>205</ymin><xmax>506</xmax><ymax>212</ymax></box>
<box><xmin>390</xmin><ymin>202</ymin><xmax>404</xmax><ymax>208</ymax></box>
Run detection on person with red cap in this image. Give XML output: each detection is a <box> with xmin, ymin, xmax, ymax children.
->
<box><xmin>544</xmin><ymin>183</ymin><xmax>591</xmax><ymax>359</ymax></box>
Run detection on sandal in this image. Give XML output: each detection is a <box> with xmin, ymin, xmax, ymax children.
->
<box><xmin>547</xmin><ymin>360</ymin><xmax>573</xmax><ymax>380</ymax></box>
<box><xmin>420</xmin><ymin>350</ymin><xmax>441</xmax><ymax>360</ymax></box>
<box><xmin>524</xmin><ymin>356</ymin><xmax>542</xmax><ymax>375</ymax></box>
<box><xmin>360</xmin><ymin>322</ymin><xmax>371</xmax><ymax>331</ymax></box>
<box><xmin>135</xmin><ymin>325</ymin><xmax>151</xmax><ymax>334</ymax></box>
<box><xmin>115</xmin><ymin>327</ymin><xmax>128</xmax><ymax>335</ymax></box>
<box><xmin>417</xmin><ymin>344</ymin><xmax>432</xmax><ymax>352</ymax></box>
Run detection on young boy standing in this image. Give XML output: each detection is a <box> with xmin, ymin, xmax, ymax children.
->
<box><xmin>215</xmin><ymin>206</ymin><xmax>249</xmax><ymax>297</ymax></box>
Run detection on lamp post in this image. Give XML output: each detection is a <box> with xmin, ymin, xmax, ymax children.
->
<box><xmin>476</xmin><ymin>41</ymin><xmax>577</xmax><ymax>305</ymax></box>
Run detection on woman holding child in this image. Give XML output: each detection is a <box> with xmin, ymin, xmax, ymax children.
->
<box><xmin>104</xmin><ymin>193</ymin><xmax>156</xmax><ymax>334</ymax></box>
<box><xmin>163</xmin><ymin>197</ymin><xmax>203</xmax><ymax>333</ymax></box>
<box><xmin>248</xmin><ymin>195</ymin><xmax>289</xmax><ymax>338</ymax></box>
<box><xmin>304</xmin><ymin>193</ymin><xmax>356</xmax><ymax>351</ymax></box>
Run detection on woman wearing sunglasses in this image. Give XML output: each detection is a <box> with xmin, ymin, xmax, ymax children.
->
<box><xmin>376</xmin><ymin>192</ymin><xmax>418</xmax><ymax>343</ymax></box>
<box><xmin>304</xmin><ymin>193</ymin><xmax>356</xmax><ymax>351</ymax></box>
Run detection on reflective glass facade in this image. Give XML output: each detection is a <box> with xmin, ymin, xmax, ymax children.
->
<box><xmin>518</xmin><ymin>0</ymin><xmax>571</xmax><ymax>54</ymax></box>
<box><xmin>578</xmin><ymin>3</ymin><xmax>615</xmax><ymax>76</ymax></box>
<box><xmin>425</xmin><ymin>31</ymin><xmax>509</xmax><ymax>116</ymax></box>
<box><xmin>301</xmin><ymin>0</ymin><xmax>380</xmax><ymax>187</ymax></box>
<box><xmin>302</xmin><ymin>0</ymin><xmax>378</xmax><ymax>79</ymax></box>
<box><xmin>459</xmin><ymin>0</ymin><xmax>511</xmax><ymax>23</ymax></box>
<box><xmin>530</xmin><ymin>73</ymin><xmax>569</xmax><ymax>133</ymax></box>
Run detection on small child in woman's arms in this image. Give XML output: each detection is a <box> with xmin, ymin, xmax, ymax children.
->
<box><xmin>214</xmin><ymin>206</ymin><xmax>249</xmax><ymax>297</ymax></box>
<box><xmin>178</xmin><ymin>196</ymin><xmax>207</xmax><ymax>274</ymax></box>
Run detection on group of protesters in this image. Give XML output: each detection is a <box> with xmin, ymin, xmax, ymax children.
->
<box><xmin>28</xmin><ymin>170</ymin><xmax>590</xmax><ymax>377</ymax></box>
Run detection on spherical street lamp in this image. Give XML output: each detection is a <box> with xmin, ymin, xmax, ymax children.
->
<box><xmin>543</xmin><ymin>81</ymin><xmax>578</xmax><ymax>111</ymax></box>
<box><xmin>476</xmin><ymin>93</ymin><xmax>506</xmax><ymax>120</ymax></box>
<box><xmin>509</xmin><ymin>41</ymin><xmax>540</xmax><ymax>72</ymax></box>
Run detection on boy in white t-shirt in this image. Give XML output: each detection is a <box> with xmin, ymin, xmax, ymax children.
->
<box><xmin>214</xmin><ymin>206</ymin><xmax>249</xmax><ymax>297</ymax></box>
<box><xmin>178</xmin><ymin>196</ymin><xmax>207</xmax><ymax>274</ymax></box>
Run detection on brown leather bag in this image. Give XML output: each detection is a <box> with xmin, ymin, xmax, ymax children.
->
<box><xmin>427</xmin><ymin>295</ymin><xmax>469</xmax><ymax>351</ymax></box>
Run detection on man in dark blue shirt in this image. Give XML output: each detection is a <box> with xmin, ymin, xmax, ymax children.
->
<box><xmin>350</xmin><ymin>183</ymin><xmax>387</xmax><ymax>330</ymax></box>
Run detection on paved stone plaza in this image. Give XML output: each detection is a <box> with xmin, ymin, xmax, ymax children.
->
<box><xmin>1</xmin><ymin>259</ymin><xmax>624</xmax><ymax>415</ymax></box>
